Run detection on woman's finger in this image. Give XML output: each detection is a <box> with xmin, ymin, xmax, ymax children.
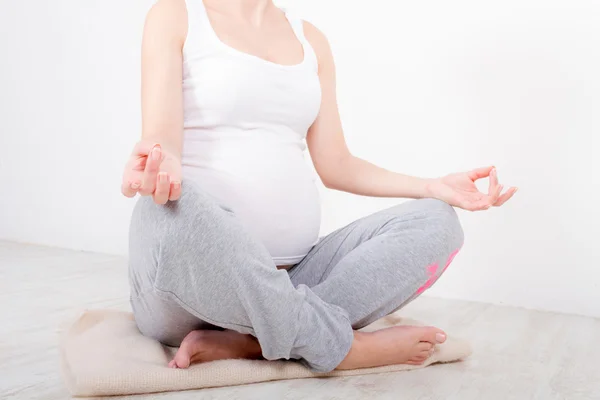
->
<box><xmin>121</xmin><ymin>157</ymin><xmax>146</xmax><ymax>197</ymax></box>
<box><xmin>488</xmin><ymin>168</ymin><xmax>499</xmax><ymax>195</ymax></box>
<box><xmin>153</xmin><ymin>172</ymin><xmax>170</xmax><ymax>205</ymax></box>
<box><xmin>129</xmin><ymin>154</ymin><xmax>147</xmax><ymax>172</ymax></box>
<box><xmin>121</xmin><ymin>180</ymin><xmax>141</xmax><ymax>198</ymax></box>
<box><xmin>132</xmin><ymin>140</ymin><xmax>159</xmax><ymax>157</ymax></box>
<box><xmin>468</xmin><ymin>166</ymin><xmax>494</xmax><ymax>181</ymax></box>
<box><xmin>494</xmin><ymin>187</ymin><xmax>518</xmax><ymax>207</ymax></box>
<box><xmin>169</xmin><ymin>180</ymin><xmax>182</xmax><ymax>201</ymax></box>
<box><xmin>140</xmin><ymin>145</ymin><xmax>162</xmax><ymax>196</ymax></box>
<box><xmin>489</xmin><ymin>184</ymin><xmax>503</xmax><ymax>204</ymax></box>
<box><xmin>476</xmin><ymin>187</ymin><xmax>501</xmax><ymax>210</ymax></box>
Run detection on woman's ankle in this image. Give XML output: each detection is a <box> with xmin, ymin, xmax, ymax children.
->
<box><xmin>335</xmin><ymin>331</ymin><xmax>366</xmax><ymax>370</ymax></box>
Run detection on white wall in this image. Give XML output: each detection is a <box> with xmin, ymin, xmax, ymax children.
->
<box><xmin>1</xmin><ymin>1</ymin><xmax>599</xmax><ymax>317</ymax></box>
<box><xmin>0</xmin><ymin>0</ymin><xmax>153</xmax><ymax>254</ymax></box>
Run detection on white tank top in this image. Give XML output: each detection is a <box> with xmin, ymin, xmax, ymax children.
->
<box><xmin>181</xmin><ymin>0</ymin><xmax>322</xmax><ymax>265</ymax></box>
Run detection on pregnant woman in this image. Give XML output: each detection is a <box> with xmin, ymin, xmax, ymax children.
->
<box><xmin>121</xmin><ymin>0</ymin><xmax>516</xmax><ymax>372</ymax></box>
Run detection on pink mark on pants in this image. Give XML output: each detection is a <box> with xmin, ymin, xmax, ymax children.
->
<box><xmin>415</xmin><ymin>247</ymin><xmax>462</xmax><ymax>295</ymax></box>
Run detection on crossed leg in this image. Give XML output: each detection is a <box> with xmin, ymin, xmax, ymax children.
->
<box><xmin>129</xmin><ymin>184</ymin><xmax>463</xmax><ymax>372</ymax></box>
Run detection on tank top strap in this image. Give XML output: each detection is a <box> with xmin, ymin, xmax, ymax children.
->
<box><xmin>182</xmin><ymin>0</ymin><xmax>214</xmax><ymax>55</ymax></box>
<box><xmin>282</xmin><ymin>11</ymin><xmax>305</xmax><ymax>41</ymax></box>
<box><xmin>283</xmin><ymin>10</ymin><xmax>319</xmax><ymax>72</ymax></box>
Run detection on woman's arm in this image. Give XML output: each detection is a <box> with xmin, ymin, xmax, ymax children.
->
<box><xmin>304</xmin><ymin>24</ymin><xmax>516</xmax><ymax>211</ymax></box>
<box><xmin>121</xmin><ymin>0</ymin><xmax>187</xmax><ymax>204</ymax></box>
<box><xmin>141</xmin><ymin>0</ymin><xmax>186</xmax><ymax>155</ymax></box>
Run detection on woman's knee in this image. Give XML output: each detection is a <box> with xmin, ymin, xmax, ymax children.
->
<box><xmin>382</xmin><ymin>199</ymin><xmax>464</xmax><ymax>276</ymax></box>
<box><xmin>130</xmin><ymin>183</ymin><xmax>228</xmax><ymax>251</ymax></box>
<box><xmin>399</xmin><ymin>198</ymin><xmax>464</xmax><ymax>249</ymax></box>
<box><xmin>423</xmin><ymin>199</ymin><xmax>464</xmax><ymax>247</ymax></box>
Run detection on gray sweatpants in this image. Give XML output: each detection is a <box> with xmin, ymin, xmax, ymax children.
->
<box><xmin>128</xmin><ymin>183</ymin><xmax>464</xmax><ymax>372</ymax></box>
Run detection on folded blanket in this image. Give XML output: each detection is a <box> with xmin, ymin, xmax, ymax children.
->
<box><xmin>60</xmin><ymin>309</ymin><xmax>471</xmax><ymax>397</ymax></box>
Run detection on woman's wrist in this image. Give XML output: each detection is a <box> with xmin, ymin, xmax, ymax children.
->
<box><xmin>383</xmin><ymin>172</ymin><xmax>439</xmax><ymax>199</ymax></box>
<box><xmin>421</xmin><ymin>177</ymin><xmax>440</xmax><ymax>200</ymax></box>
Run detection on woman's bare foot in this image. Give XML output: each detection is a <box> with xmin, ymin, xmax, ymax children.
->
<box><xmin>169</xmin><ymin>329</ymin><xmax>263</xmax><ymax>369</ymax></box>
<box><xmin>336</xmin><ymin>325</ymin><xmax>446</xmax><ymax>370</ymax></box>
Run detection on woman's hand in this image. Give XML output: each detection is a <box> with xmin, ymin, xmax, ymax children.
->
<box><xmin>121</xmin><ymin>140</ymin><xmax>182</xmax><ymax>204</ymax></box>
<box><xmin>426</xmin><ymin>166</ymin><xmax>517</xmax><ymax>211</ymax></box>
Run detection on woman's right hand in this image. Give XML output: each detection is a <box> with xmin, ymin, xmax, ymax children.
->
<box><xmin>121</xmin><ymin>140</ymin><xmax>182</xmax><ymax>204</ymax></box>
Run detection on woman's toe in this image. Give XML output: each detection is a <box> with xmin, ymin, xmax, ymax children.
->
<box><xmin>173</xmin><ymin>349</ymin><xmax>192</xmax><ymax>369</ymax></box>
<box><xmin>417</xmin><ymin>342</ymin><xmax>434</xmax><ymax>351</ymax></box>
<box><xmin>419</xmin><ymin>327</ymin><xmax>447</xmax><ymax>345</ymax></box>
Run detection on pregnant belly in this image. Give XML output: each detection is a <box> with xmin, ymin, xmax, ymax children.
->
<box><xmin>182</xmin><ymin>150</ymin><xmax>322</xmax><ymax>265</ymax></box>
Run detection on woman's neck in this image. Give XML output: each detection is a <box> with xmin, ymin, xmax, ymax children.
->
<box><xmin>204</xmin><ymin>0</ymin><xmax>276</xmax><ymax>24</ymax></box>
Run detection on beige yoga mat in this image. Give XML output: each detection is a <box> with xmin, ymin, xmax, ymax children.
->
<box><xmin>60</xmin><ymin>309</ymin><xmax>472</xmax><ymax>397</ymax></box>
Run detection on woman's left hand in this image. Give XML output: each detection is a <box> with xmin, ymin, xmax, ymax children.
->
<box><xmin>426</xmin><ymin>166</ymin><xmax>517</xmax><ymax>211</ymax></box>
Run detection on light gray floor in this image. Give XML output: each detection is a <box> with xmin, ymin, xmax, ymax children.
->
<box><xmin>1</xmin><ymin>240</ymin><xmax>599</xmax><ymax>400</ymax></box>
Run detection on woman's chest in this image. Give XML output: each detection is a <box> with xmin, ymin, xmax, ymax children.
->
<box><xmin>183</xmin><ymin>57</ymin><xmax>322</xmax><ymax>132</ymax></box>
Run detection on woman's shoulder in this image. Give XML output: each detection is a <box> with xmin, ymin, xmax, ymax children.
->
<box><xmin>302</xmin><ymin>21</ymin><xmax>333</xmax><ymax>70</ymax></box>
<box><xmin>143</xmin><ymin>0</ymin><xmax>188</xmax><ymax>47</ymax></box>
